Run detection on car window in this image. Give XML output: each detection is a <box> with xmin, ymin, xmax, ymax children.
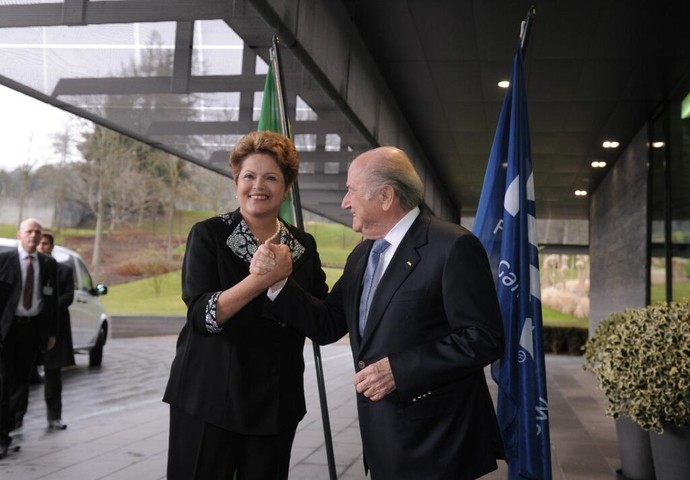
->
<box><xmin>75</xmin><ymin>257</ymin><xmax>95</xmax><ymax>292</ymax></box>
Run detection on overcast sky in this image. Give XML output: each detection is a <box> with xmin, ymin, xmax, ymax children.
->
<box><xmin>0</xmin><ymin>85</ymin><xmax>81</xmax><ymax>171</ymax></box>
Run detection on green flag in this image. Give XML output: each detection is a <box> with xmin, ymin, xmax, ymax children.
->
<box><xmin>258</xmin><ymin>59</ymin><xmax>295</xmax><ymax>224</ymax></box>
<box><xmin>257</xmin><ymin>61</ymin><xmax>281</xmax><ymax>132</ymax></box>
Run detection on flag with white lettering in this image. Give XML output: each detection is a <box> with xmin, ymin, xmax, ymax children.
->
<box><xmin>472</xmin><ymin>45</ymin><xmax>552</xmax><ymax>480</ymax></box>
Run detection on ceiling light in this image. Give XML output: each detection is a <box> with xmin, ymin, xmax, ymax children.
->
<box><xmin>574</xmin><ymin>190</ymin><xmax>588</xmax><ymax>196</ymax></box>
<box><xmin>498</xmin><ymin>80</ymin><xmax>510</xmax><ymax>89</ymax></box>
<box><xmin>652</xmin><ymin>141</ymin><xmax>665</xmax><ymax>148</ymax></box>
<box><xmin>591</xmin><ymin>161</ymin><xmax>607</xmax><ymax>168</ymax></box>
<box><xmin>602</xmin><ymin>140</ymin><xmax>619</xmax><ymax>148</ymax></box>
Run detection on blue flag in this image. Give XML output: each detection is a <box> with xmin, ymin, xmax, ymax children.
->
<box><xmin>472</xmin><ymin>45</ymin><xmax>552</xmax><ymax>480</ymax></box>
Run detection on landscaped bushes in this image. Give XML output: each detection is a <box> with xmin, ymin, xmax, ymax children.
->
<box><xmin>114</xmin><ymin>249</ymin><xmax>180</xmax><ymax>278</ymax></box>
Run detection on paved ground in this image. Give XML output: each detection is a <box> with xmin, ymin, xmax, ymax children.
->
<box><xmin>0</xmin><ymin>323</ymin><xmax>620</xmax><ymax>479</ymax></box>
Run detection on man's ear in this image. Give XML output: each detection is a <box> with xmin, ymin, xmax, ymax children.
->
<box><xmin>380</xmin><ymin>185</ymin><xmax>395</xmax><ymax>211</ymax></box>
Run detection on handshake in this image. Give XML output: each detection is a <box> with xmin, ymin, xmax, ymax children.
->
<box><xmin>251</xmin><ymin>240</ymin><xmax>293</xmax><ymax>292</ymax></box>
<box><xmin>252</xmin><ymin>239</ymin><xmax>397</xmax><ymax>401</ymax></box>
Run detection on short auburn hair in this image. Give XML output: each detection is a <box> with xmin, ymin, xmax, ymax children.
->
<box><xmin>229</xmin><ymin>131</ymin><xmax>299</xmax><ymax>188</ymax></box>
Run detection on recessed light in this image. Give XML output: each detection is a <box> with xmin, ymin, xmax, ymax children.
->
<box><xmin>602</xmin><ymin>140</ymin><xmax>620</xmax><ymax>148</ymax></box>
<box><xmin>591</xmin><ymin>161</ymin><xmax>607</xmax><ymax>168</ymax></box>
<box><xmin>652</xmin><ymin>141</ymin><xmax>665</xmax><ymax>148</ymax></box>
<box><xmin>498</xmin><ymin>80</ymin><xmax>510</xmax><ymax>89</ymax></box>
<box><xmin>574</xmin><ymin>190</ymin><xmax>588</xmax><ymax>196</ymax></box>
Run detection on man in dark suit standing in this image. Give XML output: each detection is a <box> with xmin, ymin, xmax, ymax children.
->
<box><xmin>37</xmin><ymin>232</ymin><xmax>74</xmax><ymax>430</ymax></box>
<box><xmin>0</xmin><ymin>218</ymin><xmax>58</xmax><ymax>458</ymax></box>
<box><xmin>256</xmin><ymin>146</ymin><xmax>506</xmax><ymax>479</ymax></box>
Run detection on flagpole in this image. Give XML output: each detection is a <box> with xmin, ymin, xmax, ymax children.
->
<box><xmin>270</xmin><ymin>34</ymin><xmax>337</xmax><ymax>480</ymax></box>
<box><xmin>520</xmin><ymin>5</ymin><xmax>536</xmax><ymax>57</ymax></box>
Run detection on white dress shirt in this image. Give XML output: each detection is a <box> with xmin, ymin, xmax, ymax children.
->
<box><xmin>373</xmin><ymin>207</ymin><xmax>420</xmax><ymax>282</ymax></box>
<box><xmin>16</xmin><ymin>245</ymin><xmax>42</xmax><ymax>317</ymax></box>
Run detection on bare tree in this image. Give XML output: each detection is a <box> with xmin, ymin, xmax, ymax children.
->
<box><xmin>77</xmin><ymin>125</ymin><xmax>138</xmax><ymax>279</ymax></box>
<box><xmin>182</xmin><ymin>162</ymin><xmax>236</xmax><ymax>213</ymax></box>
<box><xmin>128</xmin><ymin>166</ymin><xmax>164</xmax><ymax>227</ymax></box>
<box><xmin>164</xmin><ymin>155</ymin><xmax>184</xmax><ymax>259</ymax></box>
<box><xmin>141</xmin><ymin>150</ymin><xmax>187</xmax><ymax>260</ymax></box>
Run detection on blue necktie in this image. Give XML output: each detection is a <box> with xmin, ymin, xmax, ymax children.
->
<box><xmin>359</xmin><ymin>239</ymin><xmax>390</xmax><ymax>335</ymax></box>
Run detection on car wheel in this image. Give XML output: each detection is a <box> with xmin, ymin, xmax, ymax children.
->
<box><xmin>89</xmin><ymin>325</ymin><xmax>107</xmax><ymax>367</ymax></box>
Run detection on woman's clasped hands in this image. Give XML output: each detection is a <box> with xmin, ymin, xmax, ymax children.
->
<box><xmin>251</xmin><ymin>240</ymin><xmax>293</xmax><ymax>291</ymax></box>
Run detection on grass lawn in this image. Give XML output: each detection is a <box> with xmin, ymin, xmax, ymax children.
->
<box><xmin>0</xmin><ymin>223</ymin><xmax>98</xmax><ymax>238</ymax></box>
<box><xmin>542</xmin><ymin>306</ymin><xmax>588</xmax><ymax>329</ymax></box>
<box><xmin>100</xmin><ymin>271</ymin><xmax>186</xmax><ymax>316</ymax></box>
<box><xmin>651</xmin><ymin>281</ymin><xmax>690</xmax><ymax>304</ymax></box>
<box><xmin>0</xmin><ymin>225</ymin><xmax>15</xmax><ymax>238</ymax></box>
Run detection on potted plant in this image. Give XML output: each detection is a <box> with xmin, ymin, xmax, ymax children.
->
<box><xmin>583</xmin><ymin>300</ymin><xmax>690</xmax><ymax>480</ymax></box>
<box><xmin>583</xmin><ymin>309</ymin><xmax>655</xmax><ymax>480</ymax></box>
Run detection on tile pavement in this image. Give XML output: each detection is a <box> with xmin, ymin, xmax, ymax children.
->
<box><xmin>0</xmin><ymin>327</ymin><xmax>620</xmax><ymax>479</ymax></box>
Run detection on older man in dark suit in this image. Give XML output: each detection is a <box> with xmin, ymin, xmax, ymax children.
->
<box><xmin>0</xmin><ymin>218</ymin><xmax>58</xmax><ymax>458</ymax></box>
<box><xmin>255</xmin><ymin>146</ymin><xmax>506</xmax><ymax>479</ymax></box>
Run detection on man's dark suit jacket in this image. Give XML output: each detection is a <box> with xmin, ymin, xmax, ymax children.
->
<box><xmin>0</xmin><ymin>249</ymin><xmax>59</xmax><ymax>349</ymax></box>
<box><xmin>265</xmin><ymin>211</ymin><xmax>506</xmax><ymax>479</ymax></box>
<box><xmin>43</xmin><ymin>261</ymin><xmax>75</xmax><ymax>368</ymax></box>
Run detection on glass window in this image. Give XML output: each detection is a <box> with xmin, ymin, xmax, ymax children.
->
<box><xmin>324</xmin><ymin>162</ymin><xmax>340</xmax><ymax>174</ymax></box>
<box><xmin>75</xmin><ymin>257</ymin><xmax>94</xmax><ymax>292</ymax></box>
<box><xmin>649</xmin><ymin>95</ymin><xmax>690</xmax><ymax>303</ymax></box>
<box><xmin>325</xmin><ymin>134</ymin><xmax>341</xmax><ymax>152</ymax></box>
<box><xmin>674</xmin><ymin>95</ymin><xmax>690</xmax><ymax>301</ymax></box>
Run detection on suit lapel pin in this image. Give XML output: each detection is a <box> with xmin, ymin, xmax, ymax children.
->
<box><xmin>406</xmin><ymin>260</ymin><xmax>413</xmax><ymax>267</ymax></box>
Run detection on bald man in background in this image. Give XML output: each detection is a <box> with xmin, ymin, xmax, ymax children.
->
<box><xmin>0</xmin><ymin>218</ymin><xmax>58</xmax><ymax>458</ymax></box>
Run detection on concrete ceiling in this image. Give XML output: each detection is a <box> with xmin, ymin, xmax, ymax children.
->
<box><xmin>1</xmin><ymin>0</ymin><xmax>689</xmax><ymax>226</ymax></box>
<box><xmin>342</xmin><ymin>0</ymin><xmax>690</xmax><ymax>220</ymax></box>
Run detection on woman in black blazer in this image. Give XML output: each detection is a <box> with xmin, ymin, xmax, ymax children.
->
<box><xmin>163</xmin><ymin>131</ymin><xmax>328</xmax><ymax>480</ymax></box>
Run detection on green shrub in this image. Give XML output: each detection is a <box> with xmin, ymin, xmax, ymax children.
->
<box><xmin>583</xmin><ymin>300</ymin><xmax>690</xmax><ymax>432</ymax></box>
